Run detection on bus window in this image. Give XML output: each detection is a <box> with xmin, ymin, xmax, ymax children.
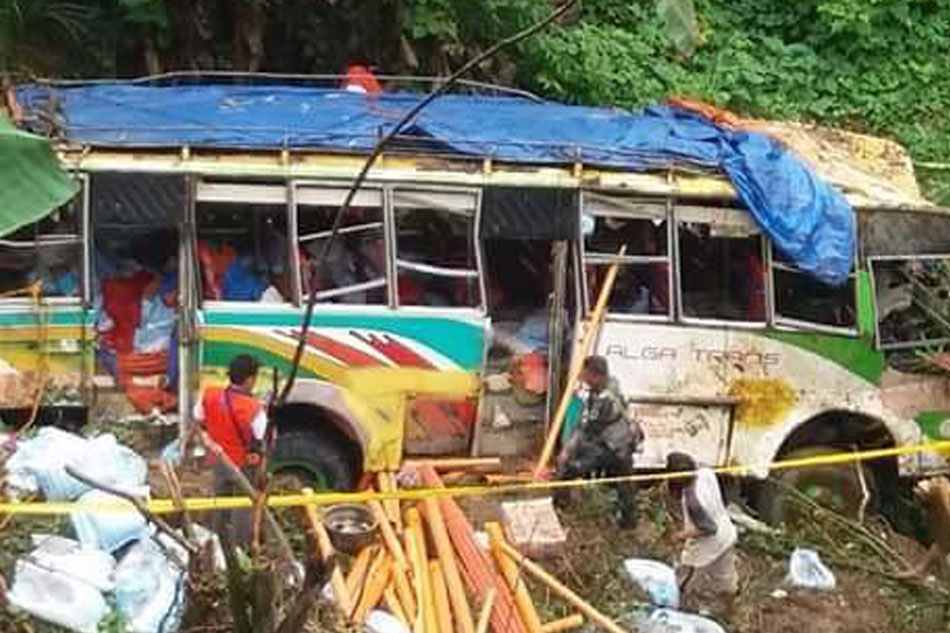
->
<box><xmin>582</xmin><ymin>209</ymin><xmax>671</xmax><ymax>318</ymax></box>
<box><xmin>0</xmin><ymin>195</ymin><xmax>83</xmax><ymax>300</ymax></box>
<box><xmin>296</xmin><ymin>187</ymin><xmax>387</xmax><ymax>305</ymax></box>
<box><xmin>871</xmin><ymin>255</ymin><xmax>950</xmax><ymax>350</ymax></box>
<box><xmin>196</xmin><ymin>200</ymin><xmax>290</xmax><ymax>303</ymax></box>
<box><xmin>677</xmin><ymin>208</ymin><xmax>765</xmax><ymax>322</ymax></box>
<box><xmin>393</xmin><ymin>190</ymin><xmax>480</xmax><ymax>308</ymax></box>
<box><xmin>773</xmin><ymin>247</ymin><xmax>856</xmax><ymax>330</ymax></box>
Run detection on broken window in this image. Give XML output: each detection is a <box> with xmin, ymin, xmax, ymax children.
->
<box><xmin>0</xmin><ymin>192</ymin><xmax>84</xmax><ymax>301</ymax></box>
<box><xmin>295</xmin><ymin>186</ymin><xmax>387</xmax><ymax>305</ymax></box>
<box><xmin>871</xmin><ymin>255</ymin><xmax>950</xmax><ymax>351</ymax></box>
<box><xmin>196</xmin><ymin>182</ymin><xmax>290</xmax><ymax>303</ymax></box>
<box><xmin>773</xmin><ymin>247</ymin><xmax>856</xmax><ymax>331</ymax></box>
<box><xmin>677</xmin><ymin>206</ymin><xmax>765</xmax><ymax>323</ymax></box>
<box><xmin>581</xmin><ymin>194</ymin><xmax>671</xmax><ymax>319</ymax></box>
<box><xmin>393</xmin><ymin>189</ymin><xmax>481</xmax><ymax>308</ymax></box>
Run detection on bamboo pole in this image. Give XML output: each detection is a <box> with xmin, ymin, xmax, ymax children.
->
<box><xmin>429</xmin><ymin>561</ymin><xmax>455</xmax><ymax>633</ymax></box>
<box><xmin>379</xmin><ymin>472</ymin><xmax>403</xmax><ymax>531</ymax></box>
<box><xmin>371</xmin><ymin>500</ymin><xmax>411</xmax><ymax>571</ymax></box>
<box><xmin>533</xmin><ymin>245</ymin><xmax>627</xmax><ymax>478</ymax></box>
<box><xmin>347</xmin><ymin>545</ymin><xmax>376</xmax><ymax>601</ymax></box>
<box><xmin>370</xmin><ymin>499</ymin><xmax>417</xmax><ymax>617</ymax></box>
<box><xmin>541</xmin><ymin>615</ymin><xmax>585</xmax><ymax>633</ymax></box>
<box><xmin>404</xmin><ymin>457</ymin><xmax>502</xmax><ymax>472</ymax></box>
<box><xmin>404</xmin><ymin>514</ymin><xmax>425</xmax><ymax>633</ymax></box>
<box><xmin>407</xmin><ymin>507</ymin><xmax>439</xmax><ymax>633</ymax></box>
<box><xmin>475</xmin><ymin>588</ymin><xmax>497</xmax><ymax>633</ymax></box>
<box><xmin>301</xmin><ymin>489</ymin><xmax>353</xmax><ymax>618</ymax></box>
<box><xmin>384</xmin><ymin>585</ymin><xmax>411</xmax><ymax>629</ymax></box>
<box><xmin>498</xmin><ymin>541</ymin><xmax>628</xmax><ymax>633</ymax></box>
<box><xmin>485</xmin><ymin>522</ymin><xmax>543</xmax><ymax>633</ymax></box>
<box><xmin>353</xmin><ymin>550</ymin><xmax>393</xmax><ymax>624</ymax></box>
<box><xmin>423</xmin><ymin>497</ymin><xmax>476</xmax><ymax>633</ymax></box>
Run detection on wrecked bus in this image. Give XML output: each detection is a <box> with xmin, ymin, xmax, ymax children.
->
<box><xmin>5</xmin><ymin>77</ymin><xmax>950</xmax><ymax>520</ymax></box>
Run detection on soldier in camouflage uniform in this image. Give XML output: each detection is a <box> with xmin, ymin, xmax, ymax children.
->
<box><xmin>555</xmin><ymin>355</ymin><xmax>642</xmax><ymax>528</ymax></box>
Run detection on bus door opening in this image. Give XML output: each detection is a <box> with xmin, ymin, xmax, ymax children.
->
<box><xmin>90</xmin><ymin>173</ymin><xmax>186</xmax><ymax>419</ymax></box>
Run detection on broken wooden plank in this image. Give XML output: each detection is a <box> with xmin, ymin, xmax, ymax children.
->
<box><xmin>498</xmin><ymin>540</ymin><xmax>629</xmax><ymax>633</ymax></box>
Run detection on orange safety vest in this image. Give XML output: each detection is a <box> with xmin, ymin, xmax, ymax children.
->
<box><xmin>202</xmin><ymin>385</ymin><xmax>262</xmax><ymax>467</ymax></box>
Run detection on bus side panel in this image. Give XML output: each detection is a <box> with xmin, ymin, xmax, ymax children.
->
<box><xmin>594</xmin><ymin>321</ymin><xmax>926</xmax><ymax>474</ymax></box>
<box><xmin>596</xmin><ymin>321</ymin><xmax>731</xmax><ymax>468</ymax></box>
<box><xmin>197</xmin><ymin>307</ymin><xmax>486</xmax><ymax>467</ymax></box>
<box><xmin>0</xmin><ymin>308</ymin><xmax>88</xmax><ymax>427</ymax></box>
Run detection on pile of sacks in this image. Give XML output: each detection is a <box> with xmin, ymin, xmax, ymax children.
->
<box><xmin>3</xmin><ymin>427</ymin><xmax>202</xmax><ymax>633</ymax></box>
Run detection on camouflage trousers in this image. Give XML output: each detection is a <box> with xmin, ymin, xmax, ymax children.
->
<box><xmin>554</xmin><ymin>437</ymin><xmax>638</xmax><ymax>527</ymax></box>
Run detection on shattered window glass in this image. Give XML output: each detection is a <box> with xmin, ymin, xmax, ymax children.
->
<box><xmin>296</xmin><ymin>186</ymin><xmax>387</xmax><ymax>305</ymax></box>
<box><xmin>872</xmin><ymin>256</ymin><xmax>950</xmax><ymax>350</ymax></box>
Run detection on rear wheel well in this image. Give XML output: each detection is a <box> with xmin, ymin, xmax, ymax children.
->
<box><xmin>777</xmin><ymin>410</ymin><xmax>896</xmax><ymax>458</ymax></box>
<box><xmin>272</xmin><ymin>403</ymin><xmax>364</xmax><ymax>481</ymax></box>
<box><xmin>750</xmin><ymin>410</ymin><xmax>905</xmax><ymax>525</ymax></box>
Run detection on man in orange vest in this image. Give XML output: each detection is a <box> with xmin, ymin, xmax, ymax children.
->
<box><xmin>193</xmin><ymin>354</ymin><xmax>268</xmax><ymax>547</ymax></box>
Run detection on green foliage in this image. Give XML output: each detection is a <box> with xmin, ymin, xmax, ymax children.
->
<box><xmin>2</xmin><ymin>0</ymin><xmax>948</xmax><ymax>202</ymax></box>
<box><xmin>506</xmin><ymin>0</ymin><xmax>950</xmax><ymax>203</ymax></box>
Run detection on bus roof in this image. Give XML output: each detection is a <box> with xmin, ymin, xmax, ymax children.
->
<box><xmin>13</xmin><ymin>76</ymin><xmax>935</xmax><ymax>213</ymax></box>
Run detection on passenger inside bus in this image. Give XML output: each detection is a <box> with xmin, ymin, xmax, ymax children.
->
<box><xmin>583</xmin><ymin>214</ymin><xmax>670</xmax><ymax>316</ymax></box>
<box><xmin>0</xmin><ymin>203</ymin><xmax>82</xmax><ymax>299</ymax></box>
<box><xmin>197</xmin><ymin>203</ymin><xmax>291</xmax><ymax>303</ymax></box>
<box><xmin>94</xmin><ymin>230</ymin><xmax>179</xmax><ymax>414</ymax></box>
<box><xmin>678</xmin><ymin>222</ymin><xmax>766</xmax><ymax>321</ymax></box>
<box><xmin>298</xmin><ymin>204</ymin><xmax>388</xmax><ymax>305</ymax></box>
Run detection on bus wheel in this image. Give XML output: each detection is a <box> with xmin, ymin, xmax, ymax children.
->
<box><xmin>756</xmin><ymin>445</ymin><xmax>877</xmax><ymax>525</ymax></box>
<box><xmin>269</xmin><ymin>428</ymin><xmax>359</xmax><ymax>492</ymax></box>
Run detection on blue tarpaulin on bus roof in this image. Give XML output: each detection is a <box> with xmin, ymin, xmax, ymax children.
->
<box><xmin>16</xmin><ymin>83</ymin><xmax>854</xmax><ymax>284</ymax></box>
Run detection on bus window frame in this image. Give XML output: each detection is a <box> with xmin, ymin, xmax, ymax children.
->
<box><xmin>195</xmin><ymin>178</ymin><xmax>294</xmax><ymax>311</ymax></box>
<box><xmin>769</xmin><ymin>243</ymin><xmax>859</xmax><ymax>338</ymax></box>
<box><xmin>579</xmin><ymin>192</ymin><xmax>674</xmax><ymax>323</ymax></box>
<box><xmin>869</xmin><ymin>253</ymin><xmax>950</xmax><ymax>351</ymax></box>
<box><xmin>674</xmin><ymin>204</ymin><xmax>770</xmax><ymax>329</ymax></box>
<box><xmin>0</xmin><ymin>172</ymin><xmax>88</xmax><ymax>308</ymax></box>
<box><xmin>292</xmin><ymin>180</ymin><xmax>389</xmax><ymax>308</ymax></box>
<box><xmin>389</xmin><ymin>184</ymin><xmax>486</xmax><ymax>313</ymax></box>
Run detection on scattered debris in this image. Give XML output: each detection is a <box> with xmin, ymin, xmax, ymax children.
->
<box><xmin>785</xmin><ymin>548</ymin><xmax>836</xmax><ymax>591</ymax></box>
<box><xmin>624</xmin><ymin>606</ymin><xmax>727</xmax><ymax>633</ymax></box>
<box><xmin>500</xmin><ymin>497</ymin><xmax>567</xmax><ymax>558</ymax></box>
<box><xmin>7</xmin><ymin>558</ymin><xmax>109</xmax><ymax>633</ymax></box>
<box><xmin>623</xmin><ymin>558</ymin><xmax>680</xmax><ymax>608</ymax></box>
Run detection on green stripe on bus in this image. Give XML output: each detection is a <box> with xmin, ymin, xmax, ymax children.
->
<box><xmin>915</xmin><ymin>410</ymin><xmax>950</xmax><ymax>440</ymax></box>
<box><xmin>762</xmin><ymin>330</ymin><xmax>884</xmax><ymax>385</ymax></box>
<box><xmin>203</xmin><ymin>310</ymin><xmax>485</xmax><ymax>369</ymax></box>
<box><xmin>856</xmin><ymin>270</ymin><xmax>876</xmax><ymax>340</ymax></box>
<box><xmin>0</xmin><ymin>310</ymin><xmax>86</xmax><ymax>326</ymax></box>
<box><xmin>202</xmin><ymin>340</ymin><xmax>318</xmax><ymax>378</ymax></box>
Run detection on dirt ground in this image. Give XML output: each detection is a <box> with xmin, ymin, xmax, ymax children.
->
<box><xmin>2</xmin><ymin>417</ymin><xmax>949</xmax><ymax>633</ymax></box>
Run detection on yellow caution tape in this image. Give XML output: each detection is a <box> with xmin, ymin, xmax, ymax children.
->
<box><xmin>1</xmin><ymin>439</ymin><xmax>949</xmax><ymax>516</ymax></box>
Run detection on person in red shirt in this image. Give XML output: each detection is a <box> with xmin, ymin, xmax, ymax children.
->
<box><xmin>193</xmin><ymin>354</ymin><xmax>268</xmax><ymax>548</ymax></box>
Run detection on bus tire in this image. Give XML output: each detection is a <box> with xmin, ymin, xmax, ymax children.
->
<box><xmin>756</xmin><ymin>445</ymin><xmax>878</xmax><ymax>525</ymax></box>
<box><xmin>269</xmin><ymin>428</ymin><xmax>358</xmax><ymax>491</ymax></box>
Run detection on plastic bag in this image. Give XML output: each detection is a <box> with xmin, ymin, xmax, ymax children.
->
<box><xmin>71</xmin><ymin>487</ymin><xmax>151</xmax><ymax>552</ymax></box>
<box><xmin>785</xmin><ymin>548</ymin><xmax>836</xmax><ymax>590</ymax></box>
<box><xmin>623</xmin><ymin>607</ymin><xmax>727</xmax><ymax>633</ymax></box>
<box><xmin>623</xmin><ymin>559</ymin><xmax>680</xmax><ymax>608</ymax></box>
<box><xmin>27</xmin><ymin>534</ymin><xmax>116</xmax><ymax>592</ymax></box>
<box><xmin>114</xmin><ymin>538</ymin><xmax>186</xmax><ymax>633</ymax></box>
<box><xmin>366</xmin><ymin>610</ymin><xmax>412</xmax><ymax>633</ymax></box>
<box><xmin>5</xmin><ymin>428</ymin><xmax>147</xmax><ymax>501</ymax></box>
<box><xmin>7</xmin><ymin>559</ymin><xmax>108</xmax><ymax>633</ymax></box>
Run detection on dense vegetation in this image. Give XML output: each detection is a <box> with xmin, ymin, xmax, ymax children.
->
<box><xmin>2</xmin><ymin>0</ymin><xmax>948</xmax><ymax>201</ymax></box>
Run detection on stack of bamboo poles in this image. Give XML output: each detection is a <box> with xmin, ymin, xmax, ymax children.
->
<box><xmin>302</xmin><ymin>463</ymin><xmax>629</xmax><ymax>633</ymax></box>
